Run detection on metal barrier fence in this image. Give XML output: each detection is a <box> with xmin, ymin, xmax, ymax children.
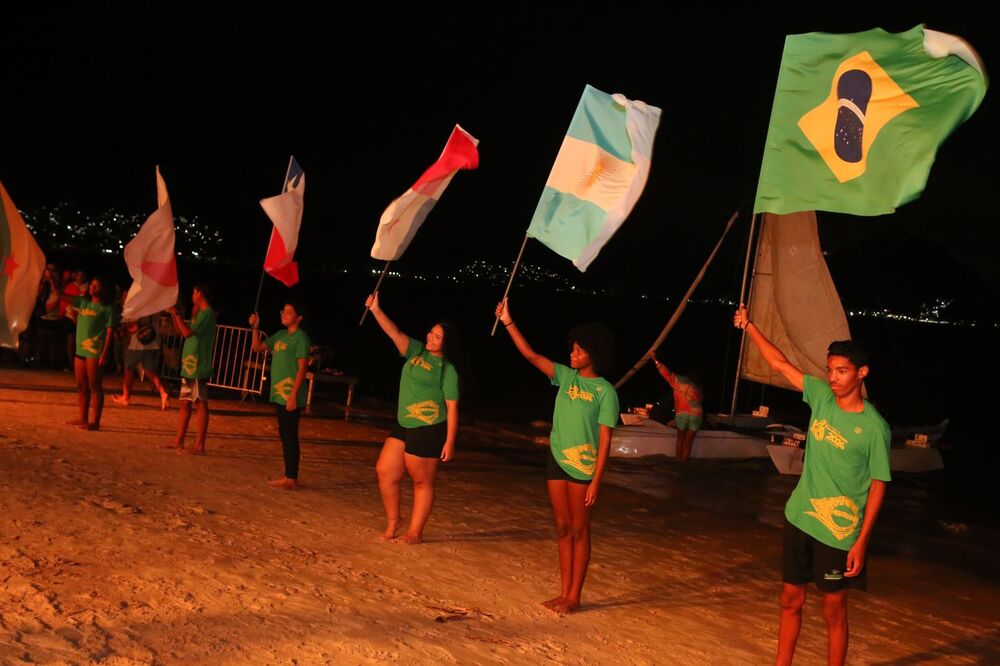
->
<box><xmin>158</xmin><ymin>319</ymin><xmax>269</xmax><ymax>399</ymax></box>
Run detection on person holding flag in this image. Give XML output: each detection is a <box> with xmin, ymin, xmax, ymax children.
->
<box><xmin>249</xmin><ymin>303</ymin><xmax>311</xmax><ymax>490</ymax></box>
<box><xmin>495</xmin><ymin>298</ymin><xmax>618</xmax><ymax>616</ymax></box>
<box><xmin>166</xmin><ymin>284</ymin><xmax>216</xmax><ymax>455</ymax></box>
<box><xmin>364</xmin><ymin>292</ymin><xmax>459</xmax><ymax>545</ymax></box>
<box><xmin>65</xmin><ymin>277</ymin><xmax>114</xmax><ymax>431</ymax></box>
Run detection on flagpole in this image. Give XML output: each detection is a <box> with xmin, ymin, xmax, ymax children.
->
<box><xmin>491</xmin><ymin>234</ymin><xmax>530</xmax><ymax>336</ymax></box>
<box><xmin>252</xmin><ymin>155</ymin><xmax>296</xmax><ymax>315</ymax></box>
<box><xmin>613</xmin><ymin>209</ymin><xmax>740</xmax><ymax>389</ymax></box>
<box><xmin>358</xmin><ymin>261</ymin><xmax>392</xmax><ymax>325</ymax></box>
<box><xmin>728</xmin><ymin>213</ymin><xmax>759</xmax><ymax>423</ymax></box>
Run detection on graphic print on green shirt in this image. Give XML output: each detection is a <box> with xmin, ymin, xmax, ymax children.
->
<box><xmin>266</xmin><ymin>328</ymin><xmax>311</xmax><ymax>406</ymax></box>
<box><xmin>396</xmin><ymin>337</ymin><xmax>458</xmax><ymax>428</ymax></box>
<box><xmin>785</xmin><ymin>375</ymin><xmax>892</xmax><ymax>550</ymax></box>
<box><xmin>180</xmin><ymin>306</ymin><xmax>217</xmax><ymax>380</ymax></box>
<box><xmin>74</xmin><ymin>297</ymin><xmax>113</xmax><ymax>358</ymax></box>
<box><xmin>549</xmin><ymin>363</ymin><xmax>619</xmax><ymax>481</ymax></box>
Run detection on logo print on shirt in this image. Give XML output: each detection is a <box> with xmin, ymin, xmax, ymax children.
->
<box><xmin>80</xmin><ymin>335</ymin><xmax>101</xmax><ymax>355</ymax></box>
<box><xmin>566</xmin><ymin>385</ymin><xmax>594</xmax><ymax>402</ymax></box>
<box><xmin>810</xmin><ymin>419</ymin><xmax>847</xmax><ymax>450</ymax></box>
<box><xmin>560</xmin><ymin>443</ymin><xmax>597</xmax><ymax>476</ymax></box>
<box><xmin>805</xmin><ymin>495</ymin><xmax>860</xmax><ymax>541</ymax></box>
<box><xmin>273</xmin><ymin>377</ymin><xmax>295</xmax><ymax>402</ymax></box>
<box><xmin>273</xmin><ymin>340</ymin><xmax>288</xmax><ymax>352</ymax></box>
<box><xmin>405</xmin><ymin>400</ymin><xmax>440</xmax><ymax>425</ymax></box>
<box><xmin>410</xmin><ymin>355</ymin><xmax>433</xmax><ymax>371</ymax></box>
<box><xmin>182</xmin><ymin>354</ymin><xmax>198</xmax><ymax>377</ymax></box>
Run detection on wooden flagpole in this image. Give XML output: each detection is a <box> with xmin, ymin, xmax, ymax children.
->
<box><xmin>491</xmin><ymin>235</ymin><xmax>530</xmax><ymax>336</ymax></box>
<box><xmin>358</xmin><ymin>261</ymin><xmax>392</xmax><ymax>325</ymax></box>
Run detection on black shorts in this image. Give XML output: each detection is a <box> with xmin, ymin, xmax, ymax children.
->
<box><xmin>783</xmin><ymin>519</ymin><xmax>867</xmax><ymax>592</ymax></box>
<box><xmin>389</xmin><ymin>421</ymin><xmax>447</xmax><ymax>459</ymax></box>
<box><xmin>546</xmin><ymin>451</ymin><xmax>590</xmax><ymax>484</ymax></box>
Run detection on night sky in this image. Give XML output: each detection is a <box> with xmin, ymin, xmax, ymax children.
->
<box><xmin>2</xmin><ymin>6</ymin><xmax>997</xmax><ymax>298</ymax></box>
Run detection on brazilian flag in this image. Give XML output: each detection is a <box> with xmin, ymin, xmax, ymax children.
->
<box><xmin>754</xmin><ymin>25</ymin><xmax>987</xmax><ymax>216</ymax></box>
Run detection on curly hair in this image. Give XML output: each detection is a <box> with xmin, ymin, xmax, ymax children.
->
<box><xmin>827</xmin><ymin>340</ymin><xmax>870</xmax><ymax>370</ymax></box>
<box><xmin>567</xmin><ymin>322</ymin><xmax>615</xmax><ymax>375</ymax></box>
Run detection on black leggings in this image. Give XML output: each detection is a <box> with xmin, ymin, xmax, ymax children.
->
<box><xmin>275</xmin><ymin>405</ymin><xmax>301</xmax><ymax>479</ymax></box>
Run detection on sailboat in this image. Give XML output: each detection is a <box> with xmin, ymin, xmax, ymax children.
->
<box><xmin>738</xmin><ymin>211</ymin><xmax>944</xmax><ymax>474</ymax></box>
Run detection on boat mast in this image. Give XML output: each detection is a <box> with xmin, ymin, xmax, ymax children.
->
<box><xmin>728</xmin><ymin>213</ymin><xmax>761</xmax><ymax>422</ymax></box>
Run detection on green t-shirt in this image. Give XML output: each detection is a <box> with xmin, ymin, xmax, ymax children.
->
<box><xmin>550</xmin><ymin>363</ymin><xmax>619</xmax><ymax>481</ymax></box>
<box><xmin>265</xmin><ymin>328</ymin><xmax>311</xmax><ymax>407</ymax></box>
<box><xmin>74</xmin><ymin>297</ymin><xmax>114</xmax><ymax>358</ymax></box>
<box><xmin>785</xmin><ymin>375</ymin><xmax>892</xmax><ymax>550</ymax></box>
<box><xmin>396</xmin><ymin>337</ymin><xmax>459</xmax><ymax>428</ymax></box>
<box><xmin>180</xmin><ymin>306</ymin><xmax>217</xmax><ymax>380</ymax></box>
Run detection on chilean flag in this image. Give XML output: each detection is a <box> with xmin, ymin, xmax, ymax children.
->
<box><xmin>371</xmin><ymin>125</ymin><xmax>478</xmax><ymax>261</ymax></box>
<box><xmin>260</xmin><ymin>157</ymin><xmax>305</xmax><ymax>287</ymax></box>
<box><xmin>0</xmin><ymin>179</ymin><xmax>46</xmax><ymax>349</ymax></box>
<box><xmin>122</xmin><ymin>166</ymin><xmax>178</xmax><ymax>320</ymax></box>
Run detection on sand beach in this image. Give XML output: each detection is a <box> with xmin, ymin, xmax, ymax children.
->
<box><xmin>0</xmin><ymin>369</ymin><xmax>997</xmax><ymax>665</ymax></box>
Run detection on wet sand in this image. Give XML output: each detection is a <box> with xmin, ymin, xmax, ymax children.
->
<box><xmin>0</xmin><ymin>369</ymin><xmax>997</xmax><ymax>664</ymax></box>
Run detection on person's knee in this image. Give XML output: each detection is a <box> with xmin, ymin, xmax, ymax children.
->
<box><xmin>822</xmin><ymin>593</ymin><xmax>847</xmax><ymax>625</ymax></box>
<box><xmin>376</xmin><ymin>459</ymin><xmax>402</xmax><ymax>483</ymax></box>
<box><xmin>553</xmin><ymin>518</ymin><xmax>572</xmax><ymax>539</ymax></box>
<box><xmin>780</xmin><ymin>585</ymin><xmax>806</xmax><ymax>612</ymax></box>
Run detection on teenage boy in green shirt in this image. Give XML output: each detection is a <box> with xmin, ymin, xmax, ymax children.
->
<box><xmin>167</xmin><ymin>285</ymin><xmax>216</xmax><ymax>455</ymax></box>
<box><xmin>734</xmin><ymin>305</ymin><xmax>890</xmax><ymax>666</ymax></box>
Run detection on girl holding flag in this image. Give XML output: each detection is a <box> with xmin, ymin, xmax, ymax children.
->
<box><xmin>66</xmin><ymin>277</ymin><xmax>114</xmax><ymax>431</ymax></box>
<box><xmin>249</xmin><ymin>303</ymin><xmax>311</xmax><ymax>490</ymax></box>
<box><xmin>365</xmin><ymin>292</ymin><xmax>459</xmax><ymax>544</ymax></box>
<box><xmin>496</xmin><ymin>297</ymin><xmax>618</xmax><ymax>615</ymax></box>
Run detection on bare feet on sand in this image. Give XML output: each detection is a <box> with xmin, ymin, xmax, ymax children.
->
<box><xmin>379</xmin><ymin>518</ymin><xmax>404</xmax><ymax>542</ymax></box>
<box><xmin>392</xmin><ymin>532</ymin><xmax>423</xmax><ymax>545</ymax></box>
<box><xmin>160</xmin><ymin>391</ymin><xmax>170</xmax><ymax>411</ymax></box>
<box><xmin>177</xmin><ymin>447</ymin><xmax>205</xmax><ymax>456</ymax></box>
<box><xmin>542</xmin><ymin>596</ymin><xmax>565</xmax><ymax>610</ymax></box>
<box><xmin>549</xmin><ymin>598</ymin><xmax>580</xmax><ymax>616</ymax></box>
<box><xmin>74</xmin><ymin>422</ymin><xmax>99</xmax><ymax>431</ymax></box>
<box><xmin>267</xmin><ymin>477</ymin><xmax>298</xmax><ymax>490</ymax></box>
<box><xmin>111</xmin><ymin>394</ymin><xmax>129</xmax><ymax>406</ymax></box>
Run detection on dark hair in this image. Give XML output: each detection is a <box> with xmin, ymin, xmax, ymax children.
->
<box><xmin>567</xmin><ymin>322</ymin><xmax>615</xmax><ymax>375</ymax></box>
<box><xmin>193</xmin><ymin>283</ymin><xmax>213</xmax><ymax>306</ymax></box>
<box><xmin>434</xmin><ymin>320</ymin><xmax>459</xmax><ymax>362</ymax></box>
<box><xmin>89</xmin><ymin>276</ymin><xmax>113</xmax><ymax>305</ymax></box>
<box><xmin>827</xmin><ymin>340</ymin><xmax>870</xmax><ymax>369</ymax></box>
<box><xmin>285</xmin><ymin>301</ymin><xmax>308</xmax><ymax>321</ymax></box>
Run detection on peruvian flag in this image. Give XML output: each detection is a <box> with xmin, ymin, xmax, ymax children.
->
<box><xmin>371</xmin><ymin>125</ymin><xmax>478</xmax><ymax>261</ymax></box>
<box><xmin>122</xmin><ymin>166</ymin><xmax>178</xmax><ymax>320</ymax></box>
<box><xmin>0</xmin><ymin>179</ymin><xmax>46</xmax><ymax>349</ymax></box>
<box><xmin>260</xmin><ymin>157</ymin><xmax>305</xmax><ymax>287</ymax></box>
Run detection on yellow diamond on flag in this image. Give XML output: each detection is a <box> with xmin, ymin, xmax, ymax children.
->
<box><xmin>797</xmin><ymin>51</ymin><xmax>918</xmax><ymax>183</ymax></box>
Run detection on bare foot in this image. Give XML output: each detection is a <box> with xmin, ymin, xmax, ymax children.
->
<box><xmin>66</xmin><ymin>418</ymin><xmax>87</xmax><ymax>426</ymax></box>
<box><xmin>378</xmin><ymin>518</ymin><xmax>404</xmax><ymax>542</ymax></box>
<box><xmin>541</xmin><ymin>596</ymin><xmax>565</xmax><ymax>610</ymax></box>
<box><xmin>270</xmin><ymin>477</ymin><xmax>298</xmax><ymax>490</ymax></box>
<box><xmin>111</xmin><ymin>394</ymin><xmax>129</xmax><ymax>406</ymax></box>
<box><xmin>178</xmin><ymin>447</ymin><xmax>205</xmax><ymax>456</ymax></box>
<box><xmin>268</xmin><ymin>476</ymin><xmax>290</xmax><ymax>486</ymax></box>
<box><xmin>76</xmin><ymin>422</ymin><xmax>98</xmax><ymax>431</ymax></box>
<box><xmin>550</xmin><ymin>598</ymin><xmax>580</xmax><ymax>616</ymax></box>
<box><xmin>392</xmin><ymin>532</ymin><xmax>423</xmax><ymax>545</ymax></box>
<box><xmin>163</xmin><ymin>441</ymin><xmax>183</xmax><ymax>449</ymax></box>
<box><xmin>160</xmin><ymin>392</ymin><xmax>170</xmax><ymax>411</ymax></box>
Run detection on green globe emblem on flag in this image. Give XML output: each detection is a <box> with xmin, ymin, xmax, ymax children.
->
<box><xmin>798</xmin><ymin>51</ymin><xmax>918</xmax><ymax>183</ymax></box>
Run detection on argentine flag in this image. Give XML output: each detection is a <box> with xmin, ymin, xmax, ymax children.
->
<box><xmin>527</xmin><ymin>84</ymin><xmax>661</xmax><ymax>271</ymax></box>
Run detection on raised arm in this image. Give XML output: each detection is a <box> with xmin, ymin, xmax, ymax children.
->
<box><xmin>496</xmin><ymin>299</ymin><xmax>555</xmax><ymax>380</ymax></box>
<box><xmin>248</xmin><ymin>313</ymin><xmax>268</xmax><ymax>353</ymax></box>
<box><xmin>365</xmin><ymin>293</ymin><xmax>409</xmax><ymax>356</ymax></box>
<box><xmin>733</xmin><ymin>305</ymin><xmax>804</xmax><ymax>391</ymax></box>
